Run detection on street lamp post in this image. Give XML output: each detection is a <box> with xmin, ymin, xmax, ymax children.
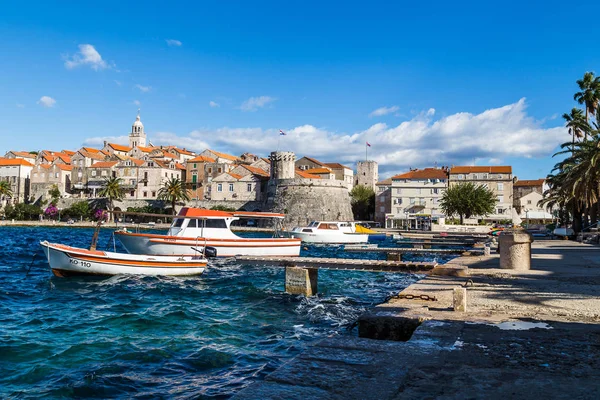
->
<box><xmin>404</xmin><ymin>211</ymin><xmax>409</xmax><ymax>230</ymax></box>
<box><xmin>525</xmin><ymin>209</ymin><xmax>529</xmax><ymax>229</ymax></box>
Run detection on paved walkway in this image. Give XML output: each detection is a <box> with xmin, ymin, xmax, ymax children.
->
<box><xmin>234</xmin><ymin>239</ymin><xmax>600</xmax><ymax>399</ymax></box>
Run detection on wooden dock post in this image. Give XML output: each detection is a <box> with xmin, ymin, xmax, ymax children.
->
<box><xmin>285</xmin><ymin>266</ymin><xmax>318</xmax><ymax>296</ymax></box>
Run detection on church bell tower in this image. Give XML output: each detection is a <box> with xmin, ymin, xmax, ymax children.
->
<box><xmin>129</xmin><ymin>110</ymin><xmax>147</xmax><ymax>148</ymax></box>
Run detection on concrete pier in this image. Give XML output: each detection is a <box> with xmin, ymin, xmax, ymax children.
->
<box><xmin>234</xmin><ymin>240</ymin><xmax>600</xmax><ymax>399</ymax></box>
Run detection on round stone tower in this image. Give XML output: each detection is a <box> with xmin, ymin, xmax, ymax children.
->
<box><xmin>269</xmin><ymin>151</ymin><xmax>296</xmax><ymax>180</ymax></box>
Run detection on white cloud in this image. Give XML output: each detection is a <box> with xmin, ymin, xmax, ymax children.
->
<box><xmin>114</xmin><ymin>80</ymin><xmax>122</xmax><ymax>86</ymax></box>
<box><xmin>133</xmin><ymin>100</ymin><xmax>141</xmax><ymax>106</ymax></box>
<box><xmin>369</xmin><ymin>105</ymin><xmax>400</xmax><ymax>117</ymax></box>
<box><xmin>166</xmin><ymin>39</ymin><xmax>182</xmax><ymax>47</ymax></box>
<box><xmin>240</xmin><ymin>96</ymin><xmax>276</xmax><ymax>112</ymax></box>
<box><xmin>209</xmin><ymin>101</ymin><xmax>220</xmax><ymax>108</ymax></box>
<box><xmin>37</xmin><ymin>96</ymin><xmax>56</xmax><ymax>108</ymax></box>
<box><xmin>64</xmin><ymin>44</ymin><xmax>108</xmax><ymax>70</ymax></box>
<box><xmin>83</xmin><ymin>135</ymin><xmax>129</xmax><ymax>147</ymax></box>
<box><xmin>135</xmin><ymin>84</ymin><xmax>151</xmax><ymax>93</ymax></box>
<box><xmin>16</xmin><ymin>103</ymin><xmax>25</xmax><ymax>108</ymax></box>
<box><xmin>83</xmin><ymin>99</ymin><xmax>565</xmax><ymax>176</ymax></box>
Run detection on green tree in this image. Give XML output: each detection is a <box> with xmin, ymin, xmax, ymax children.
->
<box><xmin>574</xmin><ymin>72</ymin><xmax>600</xmax><ymax>138</ymax></box>
<box><xmin>157</xmin><ymin>178</ymin><xmax>191</xmax><ymax>215</ymax></box>
<box><xmin>0</xmin><ymin>180</ymin><xmax>13</xmax><ymax>201</ymax></box>
<box><xmin>48</xmin><ymin>184</ymin><xmax>61</xmax><ymax>205</ymax></box>
<box><xmin>210</xmin><ymin>205</ymin><xmax>236</xmax><ymax>212</ymax></box>
<box><xmin>98</xmin><ymin>177</ymin><xmax>124</xmax><ymax>221</ymax></box>
<box><xmin>439</xmin><ymin>182</ymin><xmax>496</xmax><ymax>224</ymax></box>
<box><xmin>350</xmin><ymin>185</ymin><xmax>375</xmax><ymax>221</ymax></box>
<box><xmin>63</xmin><ymin>201</ymin><xmax>91</xmax><ymax>220</ymax></box>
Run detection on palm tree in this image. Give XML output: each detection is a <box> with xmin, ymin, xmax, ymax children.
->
<box><xmin>562</xmin><ymin>108</ymin><xmax>588</xmax><ymax>147</ymax></box>
<box><xmin>98</xmin><ymin>177</ymin><xmax>124</xmax><ymax>221</ymax></box>
<box><xmin>574</xmin><ymin>71</ymin><xmax>600</xmax><ymax>138</ymax></box>
<box><xmin>0</xmin><ymin>180</ymin><xmax>13</xmax><ymax>207</ymax></box>
<box><xmin>157</xmin><ymin>178</ymin><xmax>190</xmax><ymax>214</ymax></box>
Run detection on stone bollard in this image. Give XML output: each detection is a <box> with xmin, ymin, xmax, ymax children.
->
<box><xmin>453</xmin><ymin>287</ymin><xmax>467</xmax><ymax>312</ymax></box>
<box><xmin>483</xmin><ymin>243</ymin><xmax>491</xmax><ymax>256</ymax></box>
<box><xmin>499</xmin><ymin>230</ymin><xmax>534</xmax><ymax>270</ymax></box>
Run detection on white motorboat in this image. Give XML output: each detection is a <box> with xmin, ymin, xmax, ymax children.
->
<box><xmin>114</xmin><ymin>208</ymin><xmax>301</xmax><ymax>257</ymax></box>
<box><xmin>286</xmin><ymin>221</ymin><xmax>369</xmax><ymax>244</ymax></box>
<box><xmin>40</xmin><ymin>241</ymin><xmax>207</xmax><ymax>277</ymax></box>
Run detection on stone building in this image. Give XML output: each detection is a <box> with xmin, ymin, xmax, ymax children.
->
<box><xmin>30</xmin><ymin>162</ymin><xmax>73</xmax><ymax>202</ymax></box>
<box><xmin>4</xmin><ymin>151</ymin><xmax>37</xmax><ymax>164</ymax></box>
<box><xmin>295</xmin><ymin>157</ymin><xmax>354</xmax><ymax>189</ymax></box>
<box><xmin>448</xmin><ymin>166</ymin><xmax>513</xmax><ymax>223</ymax></box>
<box><xmin>210</xmin><ymin>164</ymin><xmax>270</xmax><ymax>202</ymax></box>
<box><xmin>355</xmin><ymin>161</ymin><xmax>378</xmax><ymax>191</ymax></box>
<box><xmin>513</xmin><ymin>179</ymin><xmax>545</xmax><ymax>211</ymax></box>
<box><xmin>70</xmin><ymin>148</ymin><xmax>107</xmax><ymax>192</ymax></box>
<box><xmin>267</xmin><ymin>151</ymin><xmax>353</xmax><ymax>227</ymax></box>
<box><xmin>0</xmin><ymin>157</ymin><xmax>34</xmax><ymax>205</ymax></box>
<box><xmin>389</xmin><ymin>168</ymin><xmax>448</xmax><ymax>229</ymax></box>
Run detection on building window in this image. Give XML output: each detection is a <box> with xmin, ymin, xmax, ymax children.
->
<box><xmin>218</xmin><ymin>168</ymin><xmax>222</xmax><ymax>173</ymax></box>
<box><xmin>527</xmin><ymin>200</ymin><xmax>532</xmax><ymax>205</ymax></box>
<box><xmin>55</xmin><ymin>173</ymin><xmax>59</xmax><ymax>178</ymax></box>
<box><xmin>217</xmin><ymin>184</ymin><xmax>222</xmax><ymax>192</ymax></box>
<box><xmin>229</xmin><ymin>183</ymin><xmax>234</xmax><ymax>192</ymax></box>
<box><xmin>497</xmin><ymin>208</ymin><xmax>504</xmax><ymax>214</ymax></box>
<box><xmin>457</xmin><ymin>174</ymin><xmax>464</xmax><ymax>180</ymax></box>
<box><xmin>432</xmin><ymin>188</ymin><xmax>439</xmax><ymax>194</ymax></box>
<box><xmin>192</xmin><ymin>184</ymin><xmax>197</xmax><ymax>190</ymax></box>
<box><xmin>410</xmin><ymin>198</ymin><xmax>415</xmax><ymax>204</ymax></box>
<box><xmin>497</xmin><ymin>195</ymin><xmax>504</xmax><ymax>203</ymax></box>
<box><xmin>396</xmin><ymin>188</ymin><xmax>401</xmax><ymax>194</ymax></box>
<box><xmin>130</xmin><ymin>190</ymin><xmax>135</xmax><ymax>197</ymax></box>
<box><xmin>247</xmin><ymin>183</ymin><xmax>252</xmax><ymax>192</ymax></box>
<box><xmin>152</xmin><ymin>191</ymin><xmax>156</xmax><ymax>197</ymax></box>
<box><xmin>92</xmin><ymin>170</ymin><xmax>97</xmax><ymax>176</ymax></box>
<box><xmin>165</xmin><ymin>173</ymin><xmax>168</xmax><ymax>178</ymax></box>
<box><xmin>193</xmin><ymin>163</ymin><xmax>197</xmax><ymax>169</ymax></box>
<box><xmin>208</xmin><ymin>168</ymin><xmax>212</xmax><ymax>173</ymax></box>
<box><xmin>497</xmin><ymin>183</ymin><xmax>504</xmax><ymax>190</ymax></box>
<box><xmin>101</xmin><ymin>170</ymin><xmax>107</xmax><ymax>176</ymax></box>
<box><xmin>143</xmin><ymin>191</ymin><xmax>147</xmax><ymax>197</ymax></box>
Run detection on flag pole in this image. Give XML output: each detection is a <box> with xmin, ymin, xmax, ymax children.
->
<box><xmin>365</xmin><ymin>142</ymin><xmax>368</xmax><ymax>162</ymax></box>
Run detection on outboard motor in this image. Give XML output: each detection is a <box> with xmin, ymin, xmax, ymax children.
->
<box><xmin>203</xmin><ymin>246</ymin><xmax>218</xmax><ymax>258</ymax></box>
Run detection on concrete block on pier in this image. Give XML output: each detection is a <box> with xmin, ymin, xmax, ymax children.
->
<box><xmin>453</xmin><ymin>287</ymin><xmax>467</xmax><ymax>312</ymax></box>
<box><xmin>285</xmin><ymin>266</ymin><xmax>318</xmax><ymax>296</ymax></box>
<box><xmin>429</xmin><ymin>265</ymin><xmax>469</xmax><ymax>277</ymax></box>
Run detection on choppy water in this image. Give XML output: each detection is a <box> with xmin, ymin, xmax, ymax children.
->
<box><xmin>0</xmin><ymin>227</ymin><xmax>448</xmax><ymax>399</ymax></box>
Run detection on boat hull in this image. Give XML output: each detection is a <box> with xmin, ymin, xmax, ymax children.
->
<box><xmin>40</xmin><ymin>241</ymin><xmax>207</xmax><ymax>277</ymax></box>
<box><xmin>286</xmin><ymin>231</ymin><xmax>369</xmax><ymax>244</ymax></box>
<box><xmin>115</xmin><ymin>231</ymin><xmax>301</xmax><ymax>257</ymax></box>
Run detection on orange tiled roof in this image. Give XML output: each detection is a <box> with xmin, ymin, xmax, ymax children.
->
<box><xmin>135</xmin><ymin>146</ymin><xmax>155</xmax><ymax>153</ymax></box>
<box><xmin>261</xmin><ymin>157</ymin><xmax>271</xmax><ymax>164</ymax></box>
<box><xmin>189</xmin><ymin>155</ymin><xmax>216</xmax><ymax>163</ymax></box>
<box><xmin>175</xmin><ymin>163</ymin><xmax>186</xmax><ymax>170</ymax></box>
<box><xmin>0</xmin><ymin>157</ymin><xmax>34</xmax><ymax>167</ymax></box>
<box><xmin>161</xmin><ymin>152</ymin><xmax>178</xmax><ymax>159</ymax></box>
<box><xmin>514</xmin><ymin>179</ymin><xmax>545</xmax><ymax>187</ymax></box>
<box><xmin>61</xmin><ymin>150</ymin><xmax>76</xmax><ymax>156</ymax></box>
<box><xmin>79</xmin><ymin>150</ymin><xmax>106</xmax><ymax>161</ymax></box>
<box><xmin>130</xmin><ymin>158</ymin><xmax>145</xmax><ymax>166</ymax></box>
<box><xmin>450</xmin><ymin>166</ymin><xmax>512</xmax><ymax>174</ymax></box>
<box><xmin>173</xmin><ymin>148</ymin><xmax>193</xmax><ymax>155</ymax></box>
<box><xmin>210</xmin><ymin>150</ymin><xmax>239</xmax><ymax>161</ymax></box>
<box><xmin>108</xmin><ymin>143</ymin><xmax>132</xmax><ymax>152</ymax></box>
<box><xmin>228</xmin><ymin>172</ymin><xmax>243</xmax><ymax>180</ymax></box>
<box><xmin>56</xmin><ymin>154</ymin><xmax>71</xmax><ymax>164</ymax></box>
<box><xmin>55</xmin><ymin>164</ymin><xmax>73</xmax><ymax>171</ymax></box>
<box><xmin>9</xmin><ymin>151</ymin><xmax>36</xmax><ymax>159</ymax></box>
<box><xmin>391</xmin><ymin>168</ymin><xmax>448</xmax><ymax>180</ymax></box>
<box><xmin>305</xmin><ymin>167</ymin><xmax>332</xmax><ymax>175</ymax></box>
<box><xmin>242</xmin><ymin>165</ymin><xmax>269</xmax><ymax>177</ymax></box>
<box><xmin>324</xmin><ymin>162</ymin><xmax>351</xmax><ymax>170</ymax></box>
<box><xmin>41</xmin><ymin>154</ymin><xmax>56</xmax><ymax>162</ymax></box>
<box><xmin>91</xmin><ymin>161</ymin><xmax>118</xmax><ymax>168</ymax></box>
<box><xmin>295</xmin><ymin>169</ymin><xmax>322</xmax><ymax>179</ymax></box>
<box><xmin>81</xmin><ymin>147</ymin><xmax>101</xmax><ymax>154</ymax></box>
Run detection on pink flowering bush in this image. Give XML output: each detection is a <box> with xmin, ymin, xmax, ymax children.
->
<box><xmin>44</xmin><ymin>204</ymin><xmax>58</xmax><ymax>217</ymax></box>
<box><xmin>92</xmin><ymin>209</ymin><xmax>108</xmax><ymax>222</ymax></box>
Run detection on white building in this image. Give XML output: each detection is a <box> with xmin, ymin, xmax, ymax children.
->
<box><xmin>0</xmin><ymin>158</ymin><xmax>34</xmax><ymax>205</ymax></box>
<box><xmin>388</xmin><ymin>168</ymin><xmax>448</xmax><ymax>229</ymax></box>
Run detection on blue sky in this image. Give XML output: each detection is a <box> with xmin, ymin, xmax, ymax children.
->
<box><xmin>1</xmin><ymin>1</ymin><xmax>598</xmax><ymax>179</ymax></box>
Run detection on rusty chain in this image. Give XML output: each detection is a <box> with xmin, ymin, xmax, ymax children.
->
<box><xmin>385</xmin><ymin>293</ymin><xmax>438</xmax><ymax>302</ymax></box>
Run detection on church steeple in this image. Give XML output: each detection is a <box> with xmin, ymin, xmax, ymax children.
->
<box><xmin>129</xmin><ymin>110</ymin><xmax>147</xmax><ymax>148</ymax></box>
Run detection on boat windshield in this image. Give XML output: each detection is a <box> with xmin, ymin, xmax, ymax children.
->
<box><xmin>173</xmin><ymin>218</ymin><xmax>184</xmax><ymax>228</ymax></box>
<box><xmin>308</xmin><ymin>221</ymin><xmax>319</xmax><ymax>227</ymax></box>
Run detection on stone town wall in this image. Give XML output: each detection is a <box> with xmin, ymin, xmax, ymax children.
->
<box><xmin>266</xmin><ymin>178</ymin><xmax>353</xmax><ymax>228</ymax></box>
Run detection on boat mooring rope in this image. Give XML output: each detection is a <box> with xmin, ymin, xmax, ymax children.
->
<box><xmin>24</xmin><ymin>251</ymin><xmax>38</xmax><ymax>278</ymax></box>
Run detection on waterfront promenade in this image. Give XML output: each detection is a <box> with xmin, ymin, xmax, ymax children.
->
<box><xmin>234</xmin><ymin>240</ymin><xmax>600</xmax><ymax>399</ymax></box>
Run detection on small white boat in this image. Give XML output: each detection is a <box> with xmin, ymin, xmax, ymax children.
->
<box><xmin>115</xmin><ymin>208</ymin><xmax>301</xmax><ymax>257</ymax></box>
<box><xmin>286</xmin><ymin>221</ymin><xmax>369</xmax><ymax>244</ymax></box>
<box><xmin>40</xmin><ymin>241</ymin><xmax>208</xmax><ymax>277</ymax></box>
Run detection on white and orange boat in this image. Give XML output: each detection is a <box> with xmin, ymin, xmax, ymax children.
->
<box><xmin>40</xmin><ymin>241</ymin><xmax>208</xmax><ymax>277</ymax></box>
<box><xmin>114</xmin><ymin>207</ymin><xmax>301</xmax><ymax>257</ymax></box>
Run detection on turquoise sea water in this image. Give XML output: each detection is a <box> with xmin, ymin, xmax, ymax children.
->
<box><xmin>0</xmin><ymin>227</ymin><xmax>448</xmax><ymax>398</ymax></box>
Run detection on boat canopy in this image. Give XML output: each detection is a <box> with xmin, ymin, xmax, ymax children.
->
<box><xmin>112</xmin><ymin>208</ymin><xmax>287</xmax><ymax>220</ymax></box>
